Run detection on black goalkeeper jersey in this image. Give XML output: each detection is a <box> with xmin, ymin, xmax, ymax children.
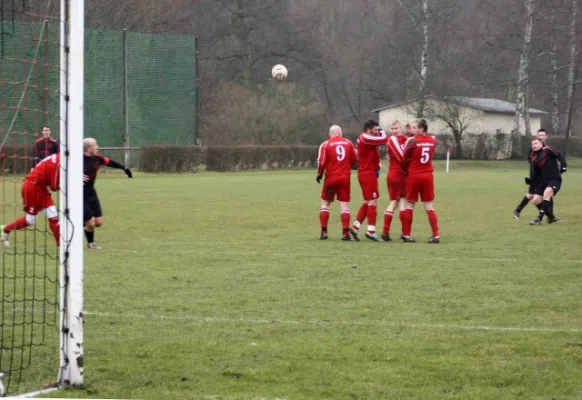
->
<box><xmin>531</xmin><ymin>146</ymin><xmax>567</xmax><ymax>182</ymax></box>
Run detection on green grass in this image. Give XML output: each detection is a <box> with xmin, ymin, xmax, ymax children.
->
<box><xmin>3</xmin><ymin>160</ymin><xmax>582</xmax><ymax>399</ymax></box>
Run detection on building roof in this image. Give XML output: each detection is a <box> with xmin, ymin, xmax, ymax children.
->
<box><xmin>372</xmin><ymin>96</ymin><xmax>547</xmax><ymax>115</ymax></box>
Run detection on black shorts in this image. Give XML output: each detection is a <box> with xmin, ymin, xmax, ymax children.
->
<box><xmin>528</xmin><ymin>183</ymin><xmax>538</xmax><ymax>195</ymax></box>
<box><xmin>84</xmin><ymin>192</ymin><xmax>103</xmax><ymax>222</ymax></box>
<box><xmin>538</xmin><ymin>180</ymin><xmax>562</xmax><ymax>196</ymax></box>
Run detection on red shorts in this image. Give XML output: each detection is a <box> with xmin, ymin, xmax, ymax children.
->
<box><xmin>321</xmin><ymin>176</ymin><xmax>351</xmax><ymax>203</ymax></box>
<box><xmin>21</xmin><ymin>181</ymin><xmax>54</xmax><ymax>215</ymax></box>
<box><xmin>387</xmin><ymin>171</ymin><xmax>406</xmax><ymax>200</ymax></box>
<box><xmin>358</xmin><ymin>170</ymin><xmax>379</xmax><ymax>201</ymax></box>
<box><xmin>406</xmin><ymin>173</ymin><xmax>435</xmax><ymax>203</ymax></box>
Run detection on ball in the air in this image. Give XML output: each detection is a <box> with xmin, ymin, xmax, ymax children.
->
<box><xmin>271</xmin><ymin>64</ymin><xmax>288</xmax><ymax>81</ymax></box>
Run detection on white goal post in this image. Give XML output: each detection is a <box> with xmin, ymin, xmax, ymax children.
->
<box><xmin>57</xmin><ymin>0</ymin><xmax>85</xmax><ymax>392</ymax></box>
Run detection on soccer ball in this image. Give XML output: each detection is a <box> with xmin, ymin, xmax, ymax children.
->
<box><xmin>271</xmin><ymin>64</ymin><xmax>288</xmax><ymax>81</ymax></box>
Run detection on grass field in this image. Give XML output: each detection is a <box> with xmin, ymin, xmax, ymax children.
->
<box><xmin>3</xmin><ymin>160</ymin><xmax>582</xmax><ymax>399</ymax></box>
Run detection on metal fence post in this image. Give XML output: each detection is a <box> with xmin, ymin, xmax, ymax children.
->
<box><xmin>122</xmin><ymin>28</ymin><xmax>129</xmax><ymax>166</ymax></box>
<box><xmin>194</xmin><ymin>34</ymin><xmax>199</xmax><ymax>145</ymax></box>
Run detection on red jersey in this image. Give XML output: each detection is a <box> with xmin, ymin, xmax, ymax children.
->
<box><xmin>386</xmin><ymin>134</ymin><xmax>408</xmax><ymax>173</ymax></box>
<box><xmin>25</xmin><ymin>153</ymin><xmax>60</xmax><ymax>192</ymax></box>
<box><xmin>403</xmin><ymin>134</ymin><xmax>437</xmax><ymax>174</ymax></box>
<box><xmin>317</xmin><ymin>136</ymin><xmax>357</xmax><ymax>178</ymax></box>
<box><xmin>356</xmin><ymin>131</ymin><xmax>387</xmax><ymax>172</ymax></box>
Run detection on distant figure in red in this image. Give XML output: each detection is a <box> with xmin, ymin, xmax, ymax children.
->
<box><xmin>316</xmin><ymin>125</ymin><xmax>358</xmax><ymax>240</ymax></box>
<box><xmin>400</xmin><ymin>119</ymin><xmax>440</xmax><ymax>243</ymax></box>
<box><xmin>33</xmin><ymin>125</ymin><xmax>59</xmax><ymax>167</ymax></box>
<box><xmin>2</xmin><ymin>153</ymin><xmax>61</xmax><ymax>247</ymax></box>
<box><xmin>350</xmin><ymin>119</ymin><xmax>387</xmax><ymax>241</ymax></box>
<box><xmin>381</xmin><ymin>120</ymin><xmax>408</xmax><ymax>241</ymax></box>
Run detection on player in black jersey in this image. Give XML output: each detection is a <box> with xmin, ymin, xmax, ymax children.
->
<box><xmin>513</xmin><ymin>129</ymin><xmax>550</xmax><ymax>219</ymax></box>
<box><xmin>528</xmin><ymin>138</ymin><xmax>567</xmax><ymax>225</ymax></box>
<box><xmin>83</xmin><ymin>138</ymin><xmax>132</xmax><ymax>249</ymax></box>
<box><xmin>32</xmin><ymin>126</ymin><xmax>59</xmax><ymax>167</ymax></box>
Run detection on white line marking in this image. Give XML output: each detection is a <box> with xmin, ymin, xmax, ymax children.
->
<box><xmin>85</xmin><ymin>311</ymin><xmax>582</xmax><ymax>333</ymax></box>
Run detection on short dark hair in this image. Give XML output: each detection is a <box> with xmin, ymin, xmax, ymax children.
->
<box><xmin>415</xmin><ymin>118</ymin><xmax>428</xmax><ymax>132</ymax></box>
<box><xmin>532</xmin><ymin>138</ymin><xmax>543</xmax><ymax>144</ymax></box>
<box><xmin>363</xmin><ymin>119</ymin><xmax>379</xmax><ymax>131</ymax></box>
<box><xmin>41</xmin><ymin>125</ymin><xmax>50</xmax><ymax>131</ymax></box>
<box><xmin>537</xmin><ymin>128</ymin><xmax>547</xmax><ymax>133</ymax></box>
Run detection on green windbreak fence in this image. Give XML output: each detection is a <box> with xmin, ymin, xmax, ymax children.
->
<box><xmin>1</xmin><ymin>22</ymin><xmax>197</xmax><ymax>148</ymax></box>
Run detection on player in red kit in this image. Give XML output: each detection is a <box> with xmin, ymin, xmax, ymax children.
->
<box><xmin>381</xmin><ymin>120</ymin><xmax>408</xmax><ymax>241</ymax></box>
<box><xmin>1</xmin><ymin>153</ymin><xmax>61</xmax><ymax>247</ymax></box>
<box><xmin>400</xmin><ymin>119</ymin><xmax>440</xmax><ymax>243</ymax></box>
<box><xmin>350</xmin><ymin>119</ymin><xmax>387</xmax><ymax>241</ymax></box>
<box><xmin>316</xmin><ymin>125</ymin><xmax>358</xmax><ymax>240</ymax></box>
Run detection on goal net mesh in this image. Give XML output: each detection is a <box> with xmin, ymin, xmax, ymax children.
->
<box><xmin>0</xmin><ymin>2</ymin><xmax>61</xmax><ymax>396</ymax></box>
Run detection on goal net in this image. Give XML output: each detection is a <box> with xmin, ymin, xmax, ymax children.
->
<box><xmin>0</xmin><ymin>0</ymin><xmax>84</xmax><ymax>397</ymax></box>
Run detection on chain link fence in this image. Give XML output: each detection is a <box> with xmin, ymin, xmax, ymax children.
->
<box><xmin>1</xmin><ymin>22</ymin><xmax>197</xmax><ymax>155</ymax></box>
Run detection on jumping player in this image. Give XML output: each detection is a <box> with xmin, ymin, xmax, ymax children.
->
<box><xmin>32</xmin><ymin>125</ymin><xmax>59</xmax><ymax>167</ymax></box>
<box><xmin>528</xmin><ymin>138</ymin><xmax>566</xmax><ymax>225</ymax></box>
<box><xmin>83</xmin><ymin>138</ymin><xmax>132</xmax><ymax>249</ymax></box>
<box><xmin>350</xmin><ymin>119</ymin><xmax>387</xmax><ymax>241</ymax></box>
<box><xmin>400</xmin><ymin>119</ymin><xmax>440</xmax><ymax>243</ymax></box>
<box><xmin>381</xmin><ymin>120</ymin><xmax>408</xmax><ymax>241</ymax></box>
<box><xmin>1</xmin><ymin>153</ymin><xmax>61</xmax><ymax>247</ymax></box>
<box><xmin>316</xmin><ymin>125</ymin><xmax>358</xmax><ymax>240</ymax></box>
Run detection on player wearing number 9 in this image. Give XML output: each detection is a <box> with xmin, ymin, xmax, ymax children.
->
<box><xmin>400</xmin><ymin>119</ymin><xmax>440</xmax><ymax>243</ymax></box>
<box><xmin>316</xmin><ymin>125</ymin><xmax>358</xmax><ymax>240</ymax></box>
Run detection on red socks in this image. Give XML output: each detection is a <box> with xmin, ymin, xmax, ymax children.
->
<box><xmin>383</xmin><ymin>211</ymin><xmax>393</xmax><ymax>234</ymax></box>
<box><xmin>355</xmin><ymin>203</ymin><xmax>368</xmax><ymax>226</ymax></box>
<box><xmin>400</xmin><ymin>209</ymin><xmax>413</xmax><ymax>236</ymax></box>
<box><xmin>319</xmin><ymin>207</ymin><xmax>330</xmax><ymax>231</ymax></box>
<box><xmin>4</xmin><ymin>217</ymin><xmax>29</xmax><ymax>233</ymax></box>
<box><xmin>340</xmin><ymin>209</ymin><xmax>350</xmax><ymax>231</ymax></box>
<box><xmin>426</xmin><ymin>209</ymin><xmax>439</xmax><ymax>237</ymax></box>
<box><xmin>366</xmin><ymin>205</ymin><xmax>377</xmax><ymax>234</ymax></box>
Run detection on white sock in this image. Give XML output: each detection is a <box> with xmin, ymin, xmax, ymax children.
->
<box><xmin>367</xmin><ymin>225</ymin><xmax>376</xmax><ymax>233</ymax></box>
<box><xmin>353</xmin><ymin>221</ymin><xmax>361</xmax><ymax>229</ymax></box>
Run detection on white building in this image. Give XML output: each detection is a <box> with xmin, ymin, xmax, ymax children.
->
<box><xmin>372</xmin><ymin>96</ymin><xmax>547</xmax><ymax>135</ymax></box>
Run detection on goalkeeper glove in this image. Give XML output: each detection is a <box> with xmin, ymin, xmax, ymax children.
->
<box><xmin>524</xmin><ymin>177</ymin><xmax>532</xmax><ymax>185</ymax></box>
<box><xmin>124</xmin><ymin>167</ymin><xmax>133</xmax><ymax>178</ymax></box>
<box><xmin>561</xmin><ymin>167</ymin><xmax>567</xmax><ymax>174</ymax></box>
<box><xmin>316</xmin><ymin>175</ymin><xmax>322</xmax><ymax>184</ymax></box>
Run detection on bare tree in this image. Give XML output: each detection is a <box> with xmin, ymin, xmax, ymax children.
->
<box><xmin>418</xmin><ymin>0</ymin><xmax>430</xmax><ymax>116</ymax></box>
<box><xmin>515</xmin><ymin>0</ymin><xmax>535</xmax><ymax>138</ymax></box>
<box><xmin>564</xmin><ymin>0</ymin><xmax>579</xmax><ymax>155</ymax></box>
<box><xmin>422</xmin><ymin>97</ymin><xmax>480</xmax><ymax>158</ymax></box>
<box><xmin>550</xmin><ymin>5</ymin><xmax>561</xmax><ymax>135</ymax></box>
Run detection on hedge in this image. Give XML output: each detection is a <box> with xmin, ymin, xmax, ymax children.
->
<box><xmin>0</xmin><ymin>146</ymin><xmax>33</xmax><ymax>174</ymax></box>
<box><xmin>140</xmin><ymin>145</ymin><xmax>319</xmax><ymax>172</ymax></box>
<box><xmin>132</xmin><ymin>134</ymin><xmax>582</xmax><ymax>172</ymax></box>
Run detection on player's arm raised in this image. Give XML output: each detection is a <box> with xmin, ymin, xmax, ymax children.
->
<box><xmin>359</xmin><ymin>131</ymin><xmax>387</xmax><ymax>146</ymax></box>
<box><xmin>97</xmin><ymin>154</ymin><xmax>132</xmax><ymax>178</ymax></box>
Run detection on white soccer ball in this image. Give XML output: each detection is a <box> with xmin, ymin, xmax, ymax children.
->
<box><xmin>271</xmin><ymin>64</ymin><xmax>288</xmax><ymax>81</ymax></box>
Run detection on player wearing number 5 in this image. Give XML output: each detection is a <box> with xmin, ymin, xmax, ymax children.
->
<box><xmin>316</xmin><ymin>125</ymin><xmax>358</xmax><ymax>240</ymax></box>
<box><xmin>400</xmin><ymin>119</ymin><xmax>440</xmax><ymax>243</ymax></box>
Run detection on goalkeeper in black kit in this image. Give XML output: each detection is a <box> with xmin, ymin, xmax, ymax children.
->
<box><xmin>83</xmin><ymin>138</ymin><xmax>133</xmax><ymax>249</ymax></box>
<box><xmin>527</xmin><ymin>138</ymin><xmax>567</xmax><ymax>225</ymax></box>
